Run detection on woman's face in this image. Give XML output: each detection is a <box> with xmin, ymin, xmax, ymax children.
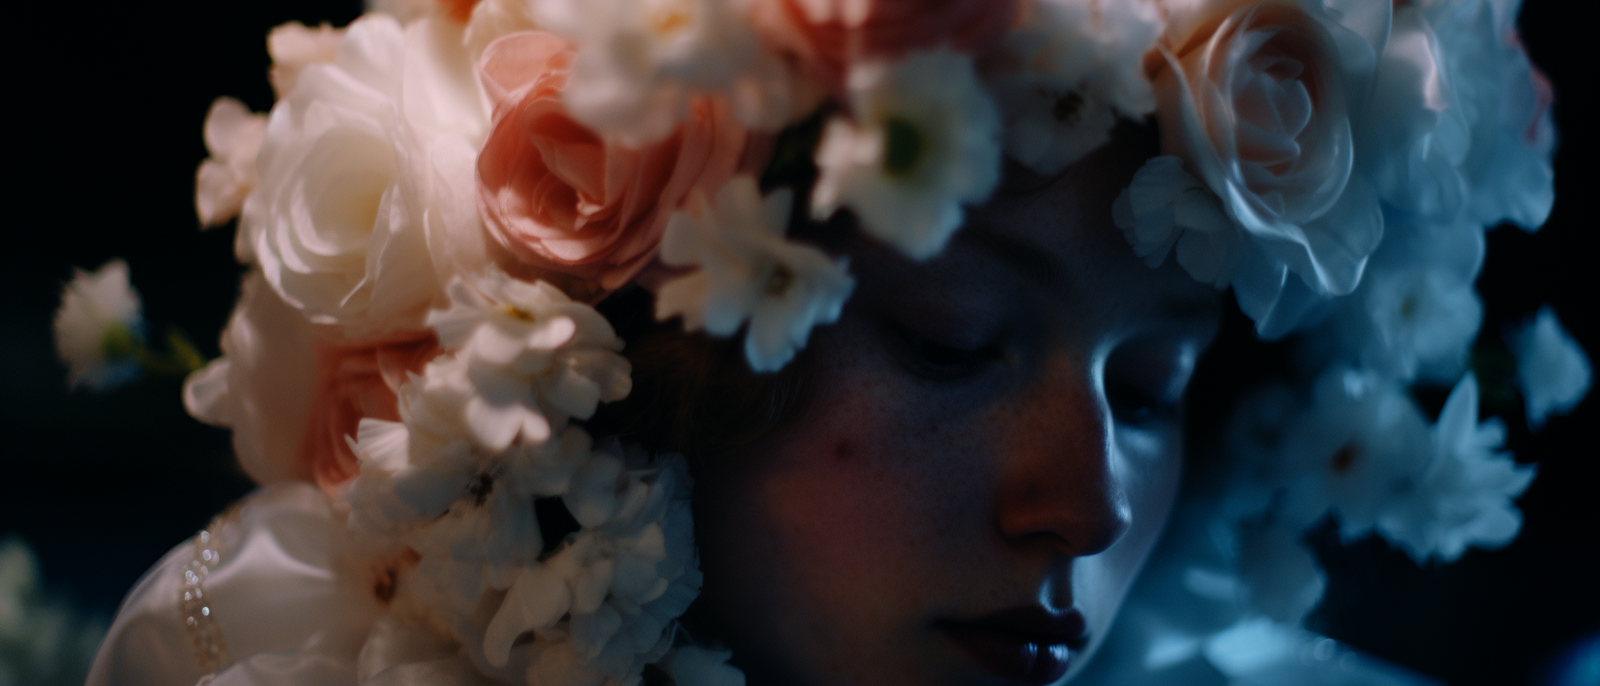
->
<box><xmin>692</xmin><ymin>137</ymin><xmax>1222</xmax><ymax>685</ymax></box>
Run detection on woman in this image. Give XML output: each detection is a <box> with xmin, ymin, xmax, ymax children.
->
<box><xmin>73</xmin><ymin>0</ymin><xmax>1581</xmax><ymax>684</ymax></box>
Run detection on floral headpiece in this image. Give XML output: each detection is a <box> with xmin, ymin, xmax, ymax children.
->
<box><xmin>54</xmin><ymin>0</ymin><xmax>1591</xmax><ymax>683</ymax></box>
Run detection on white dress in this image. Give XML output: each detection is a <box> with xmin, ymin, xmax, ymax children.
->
<box><xmin>84</xmin><ymin>483</ymin><xmax>499</xmax><ymax>686</ymax></box>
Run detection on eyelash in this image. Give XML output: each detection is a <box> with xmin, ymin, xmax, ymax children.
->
<box><xmin>888</xmin><ymin>320</ymin><xmax>1003</xmax><ymax>381</ymax></box>
<box><xmin>1105</xmin><ymin>379</ymin><xmax>1181</xmax><ymax>428</ymax></box>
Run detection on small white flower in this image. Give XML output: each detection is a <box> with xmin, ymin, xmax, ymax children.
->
<box><xmin>426</xmin><ymin>269</ymin><xmax>632</xmax><ymax>447</ymax></box>
<box><xmin>811</xmin><ymin>48</ymin><xmax>1002</xmax><ymax>260</ymax></box>
<box><xmin>53</xmin><ymin>260</ymin><xmax>144</xmax><ymax>391</ymax></box>
<box><xmin>1113</xmin><ymin>156</ymin><xmax>1328</xmax><ymax>337</ymax></box>
<box><xmin>982</xmin><ymin>0</ymin><xmax>1162</xmax><ymax>174</ymax></box>
<box><xmin>657</xmin><ymin>176</ymin><xmax>855</xmax><ymax>372</ymax></box>
<box><xmin>483</xmin><ymin>448</ymin><xmax>701</xmax><ymax>684</ymax></box>
<box><xmin>539</xmin><ymin>0</ymin><xmax>816</xmax><ymax>144</ymax></box>
<box><xmin>194</xmin><ymin>97</ymin><xmax>268</xmax><ymax>227</ymax></box>
<box><xmin>1377</xmin><ymin>373</ymin><xmax>1536</xmax><ymax>562</ymax></box>
<box><xmin>1114</xmin><ymin>155</ymin><xmax>1240</xmax><ymax>288</ymax></box>
<box><xmin>1511</xmin><ymin>306</ymin><xmax>1591</xmax><ymax>430</ymax></box>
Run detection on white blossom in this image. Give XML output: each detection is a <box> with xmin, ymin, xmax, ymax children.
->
<box><xmin>425</xmin><ymin>270</ymin><xmax>632</xmax><ymax>448</ymax></box>
<box><xmin>482</xmin><ymin>448</ymin><xmax>701</xmax><ymax>685</ymax></box>
<box><xmin>1315</xmin><ymin>218</ymin><xmax>1485</xmax><ymax>383</ymax></box>
<box><xmin>1113</xmin><ymin>156</ymin><xmax>1330</xmax><ymax>337</ymax></box>
<box><xmin>981</xmin><ymin>0</ymin><xmax>1163</xmax><ymax>174</ymax></box>
<box><xmin>657</xmin><ymin>176</ymin><xmax>854</xmax><ymax>372</ymax></box>
<box><xmin>194</xmin><ymin>97</ymin><xmax>268</xmax><ymax>227</ymax></box>
<box><xmin>811</xmin><ymin>49</ymin><xmax>1002</xmax><ymax>260</ymax></box>
<box><xmin>1378</xmin><ymin>373</ymin><xmax>1535</xmax><ymax>562</ymax></box>
<box><xmin>1425</xmin><ymin>0</ymin><xmax>1556</xmax><ymax>230</ymax></box>
<box><xmin>1511</xmin><ymin>306</ymin><xmax>1592</xmax><ymax>430</ymax></box>
<box><xmin>52</xmin><ymin>260</ymin><xmax>143</xmax><ymax>391</ymax></box>
<box><xmin>1274</xmin><ymin>368</ymin><xmax>1434</xmax><ymax>538</ymax></box>
<box><xmin>538</xmin><ymin>0</ymin><xmax>817</xmax><ymax>144</ymax></box>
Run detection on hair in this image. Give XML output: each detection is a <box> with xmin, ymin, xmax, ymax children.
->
<box><xmin>584</xmin><ymin>285</ymin><xmax>817</xmax><ymax>473</ymax></box>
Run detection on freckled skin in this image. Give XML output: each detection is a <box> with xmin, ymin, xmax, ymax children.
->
<box><xmin>691</xmin><ymin>135</ymin><xmax>1223</xmax><ymax>685</ymax></box>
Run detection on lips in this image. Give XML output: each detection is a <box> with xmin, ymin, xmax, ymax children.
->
<box><xmin>938</xmin><ymin>606</ymin><xmax>1089</xmax><ymax>684</ymax></box>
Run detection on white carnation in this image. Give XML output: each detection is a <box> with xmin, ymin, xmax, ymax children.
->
<box><xmin>52</xmin><ymin>259</ymin><xmax>143</xmax><ymax>391</ymax></box>
<box><xmin>982</xmin><ymin>0</ymin><xmax>1162</xmax><ymax>174</ymax></box>
<box><xmin>1511</xmin><ymin>306</ymin><xmax>1592</xmax><ymax>430</ymax></box>
<box><xmin>194</xmin><ymin>97</ymin><xmax>268</xmax><ymax>227</ymax></box>
<box><xmin>657</xmin><ymin>176</ymin><xmax>855</xmax><ymax>372</ymax></box>
<box><xmin>811</xmin><ymin>49</ymin><xmax>1002</xmax><ymax>260</ymax></box>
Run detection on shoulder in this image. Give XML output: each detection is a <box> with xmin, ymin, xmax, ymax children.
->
<box><xmin>87</xmin><ymin>482</ymin><xmax>384</xmax><ymax>686</ymax></box>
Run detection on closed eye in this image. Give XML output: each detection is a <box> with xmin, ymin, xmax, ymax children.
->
<box><xmin>887</xmin><ymin>319</ymin><xmax>1003</xmax><ymax>381</ymax></box>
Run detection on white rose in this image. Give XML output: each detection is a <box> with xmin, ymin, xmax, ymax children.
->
<box><xmin>1152</xmin><ymin>0</ymin><xmax>1384</xmax><ymax>301</ymax></box>
<box><xmin>244</xmin><ymin>14</ymin><xmax>488</xmax><ymax>338</ymax></box>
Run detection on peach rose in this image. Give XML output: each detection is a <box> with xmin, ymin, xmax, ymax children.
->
<box><xmin>301</xmin><ymin>332</ymin><xmax>441</xmax><ymax>495</ymax></box>
<box><xmin>475</xmin><ymin>31</ymin><xmax>748</xmax><ymax>298</ymax></box>
<box><xmin>748</xmin><ymin>0</ymin><xmax>1020</xmax><ymax>92</ymax></box>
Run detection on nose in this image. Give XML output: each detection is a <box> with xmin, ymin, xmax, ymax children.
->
<box><xmin>993</xmin><ymin>355</ymin><xmax>1131</xmax><ymax>558</ymax></box>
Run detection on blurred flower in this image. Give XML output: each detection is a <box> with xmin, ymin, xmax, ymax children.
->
<box><xmin>194</xmin><ymin>97</ymin><xmax>268</xmax><ymax>227</ymax></box>
<box><xmin>748</xmin><ymin>0</ymin><xmax>1019</xmax><ymax>95</ymax></box>
<box><xmin>184</xmin><ymin>271</ymin><xmax>323</xmax><ymax>485</ymax></box>
<box><xmin>536</xmin><ymin>0</ymin><xmax>816</xmax><ymax>144</ymax></box>
<box><xmin>1275</xmin><ymin>368</ymin><xmax>1434</xmax><ymax>538</ymax></box>
<box><xmin>1378</xmin><ymin>373</ymin><xmax>1535</xmax><ymax>562</ymax></box>
<box><xmin>266</xmin><ymin>22</ymin><xmax>345</xmax><ymax>98</ymax></box>
<box><xmin>657</xmin><ymin>176</ymin><xmax>854</xmax><ymax>372</ymax></box>
<box><xmin>1316</xmin><ymin>217</ymin><xmax>1484</xmax><ymax>384</ymax></box>
<box><xmin>53</xmin><ymin>260</ymin><xmax>143</xmax><ymax>391</ymax></box>
<box><xmin>1427</xmin><ymin>0</ymin><xmax>1555</xmax><ymax>230</ymax></box>
<box><xmin>811</xmin><ymin>48</ymin><xmax>1002</xmax><ymax>260</ymax></box>
<box><xmin>981</xmin><ymin>0</ymin><xmax>1162</xmax><ymax>174</ymax></box>
<box><xmin>0</xmin><ymin>538</ymin><xmax>104</xmax><ymax>686</ymax></box>
<box><xmin>1511</xmin><ymin>306</ymin><xmax>1592</xmax><ymax>430</ymax></box>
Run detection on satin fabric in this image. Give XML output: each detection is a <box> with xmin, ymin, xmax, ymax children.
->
<box><xmin>87</xmin><ymin>483</ymin><xmax>384</xmax><ymax>686</ymax></box>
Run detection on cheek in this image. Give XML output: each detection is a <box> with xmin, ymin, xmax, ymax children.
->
<box><xmin>691</xmin><ymin>339</ymin><xmax>981</xmax><ymax>679</ymax></box>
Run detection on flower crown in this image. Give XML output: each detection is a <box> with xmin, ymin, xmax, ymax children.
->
<box><xmin>53</xmin><ymin>0</ymin><xmax>1591</xmax><ymax>683</ymax></box>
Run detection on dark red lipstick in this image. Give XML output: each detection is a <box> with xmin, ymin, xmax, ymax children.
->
<box><xmin>938</xmin><ymin>606</ymin><xmax>1089</xmax><ymax>684</ymax></box>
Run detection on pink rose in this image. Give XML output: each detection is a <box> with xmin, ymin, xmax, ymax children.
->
<box><xmin>301</xmin><ymin>332</ymin><xmax>441</xmax><ymax>495</ymax></box>
<box><xmin>748</xmin><ymin>0</ymin><xmax>1020</xmax><ymax>92</ymax></box>
<box><xmin>475</xmin><ymin>31</ymin><xmax>749</xmax><ymax>298</ymax></box>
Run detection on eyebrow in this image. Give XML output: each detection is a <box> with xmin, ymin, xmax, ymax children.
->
<box><xmin>955</xmin><ymin>226</ymin><xmax>1224</xmax><ymax>327</ymax></box>
<box><xmin>953</xmin><ymin>226</ymin><xmax>1061</xmax><ymax>288</ymax></box>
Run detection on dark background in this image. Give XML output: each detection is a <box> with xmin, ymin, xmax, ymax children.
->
<box><xmin>1</xmin><ymin>2</ymin><xmax>1593</xmax><ymax>684</ymax></box>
